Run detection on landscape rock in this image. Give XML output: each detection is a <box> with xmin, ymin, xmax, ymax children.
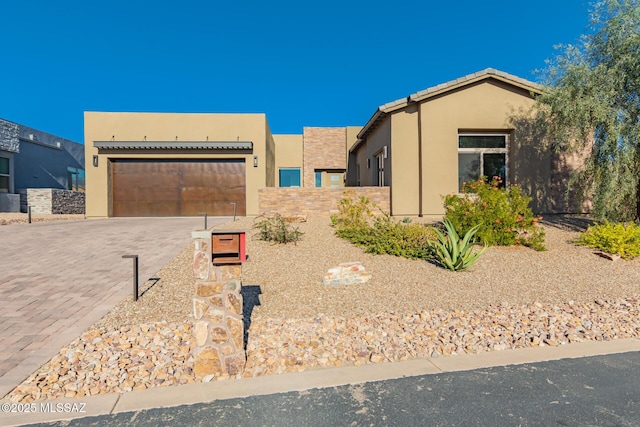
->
<box><xmin>323</xmin><ymin>262</ymin><xmax>372</xmax><ymax>286</ymax></box>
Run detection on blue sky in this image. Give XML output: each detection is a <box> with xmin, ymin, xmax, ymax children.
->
<box><xmin>0</xmin><ymin>1</ymin><xmax>592</xmax><ymax>143</ymax></box>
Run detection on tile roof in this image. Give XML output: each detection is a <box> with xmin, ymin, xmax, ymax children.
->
<box><xmin>352</xmin><ymin>68</ymin><xmax>542</xmax><ymax>150</ymax></box>
<box><xmin>408</xmin><ymin>68</ymin><xmax>541</xmax><ymax>104</ymax></box>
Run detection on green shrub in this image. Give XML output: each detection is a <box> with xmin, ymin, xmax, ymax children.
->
<box><xmin>444</xmin><ymin>176</ymin><xmax>546</xmax><ymax>251</ymax></box>
<box><xmin>364</xmin><ymin>214</ymin><xmax>436</xmax><ymax>259</ymax></box>
<box><xmin>428</xmin><ymin>219</ymin><xmax>487</xmax><ymax>271</ymax></box>
<box><xmin>330</xmin><ymin>190</ymin><xmax>375</xmax><ymax>229</ymax></box>
<box><xmin>253</xmin><ymin>213</ymin><xmax>303</xmax><ymax>244</ymax></box>
<box><xmin>575</xmin><ymin>221</ymin><xmax>640</xmax><ymax>259</ymax></box>
<box><xmin>330</xmin><ymin>190</ymin><xmax>376</xmax><ymax>246</ymax></box>
<box><xmin>331</xmin><ymin>191</ymin><xmax>436</xmax><ymax>260</ymax></box>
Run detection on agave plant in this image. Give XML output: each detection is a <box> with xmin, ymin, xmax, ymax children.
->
<box><xmin>429</xmin><ymin>219</ymin><xmax>487</xmax><ymax>271</ymax></box>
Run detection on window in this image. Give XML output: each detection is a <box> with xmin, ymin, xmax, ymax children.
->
<box><xmin>0</xmin><ymin>157</ymin><xmax>9</xmax><ymax>193</ymax></box>
<box><xmin>278</xmin><ymin>168</ymin><xmax>301</xmax><ymax>187</ymax></box>
<box><xmin>329</xmin><ymin>173</ymin><xmax>341</xmax><ymax>188</ymax></box>
<box><xmin>67</xmin><ymin>167</ymin><xmax>86</xmax><ymax>192</ymax></box>
<box><xmin>315</xmin><ymin>171</ymin><xmax>322</xmax><ymax>187</ymax></box>
<box><xmin>458</xmin><ymin>134</ymin><xmax>507</xmax><ymax>191</ymax></box>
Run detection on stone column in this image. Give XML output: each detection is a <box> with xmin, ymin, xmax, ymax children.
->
<box><xmin>192</xmin><ymin>231</ymin><xmax>245</xmax><ymax>379</ymax></box>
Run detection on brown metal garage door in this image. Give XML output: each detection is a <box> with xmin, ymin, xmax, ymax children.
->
<box><xmin>111</xmin><ymin>159</ymin><xmax>246</xmax><ymax>217</ymax></box>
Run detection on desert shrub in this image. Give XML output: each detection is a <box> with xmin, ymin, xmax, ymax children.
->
<box><xmin>364</xmin><ymin>214</ymin><xmax>436</xmax><ymax>259</ymax></box>
<box><xmin>575</xmin><ymin>221</ymin><xmax>640</xmax><ymax>259</ymax></box>
<box><xmin>443</xmin><ymin>176</ymin><xmax>546</xmax><ymax>251</ymax></box>
<box><xmin>428</xmin><ymin>219</ymin><xmax>487</xmax><ymax>271</ymax></box>
<box><xmin>330</xmin><ymin>190</ymin><xmax>377</xmax><ymax>246</ymax></box>
<box><xmin>330</xmin><ymin>190</ymin><xmax>375</xmax><ymax>230</ymax></box>
<box><xmin>253</xmin><ymin>213</ymin><xmax>303</xmax><ymax>244</ymax></box>
<box><xmin>331</xmin><ymin>191</ymin><xmax>436</xmax><ymax>259</ymax></box>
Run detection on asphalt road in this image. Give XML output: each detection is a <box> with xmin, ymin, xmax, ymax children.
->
<box><xmin>28</xmin><ymin>351</ymin><xmax>640</xmax><ymax>427</ymax></box>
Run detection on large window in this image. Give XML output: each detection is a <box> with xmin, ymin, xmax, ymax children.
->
<box><xmin>278</xmin><ymin>168</ymin><xmax>301</xmax><ymax>187</ymax></box>
<box><xmin>0</xmin><ymin>157</ymin><xmax>9</xmax><ymax>193</ymax></box>
<box><xmin>67</xmin><ymin>167</ymin><xmax>86</xmax><ymax>192</ymax></box>
<box><xmin>458</xmin><ymin>134</ymin><xmax>508</xmax><ymax>191</ymax></box>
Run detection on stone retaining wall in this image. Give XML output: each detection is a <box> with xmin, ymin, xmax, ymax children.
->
<box><xmin>0</xmin><ymin>119</ymin><xmax>20</xmax><ymax>152</ymax></box>
<box><xmin>258</xmin><ymin>187</ymin><xmax>390</xmax><ymax>217</ymax></box>
<box><xmin>22</xmin><ymin>189</ymin><xmax>85</xmax><ymax>214</ymax></box>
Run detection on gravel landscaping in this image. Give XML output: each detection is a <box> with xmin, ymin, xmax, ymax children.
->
<box><xmin>5</xmin><ymin>215</ymin><xmax>640</xmax><ymax>402</ymax></box>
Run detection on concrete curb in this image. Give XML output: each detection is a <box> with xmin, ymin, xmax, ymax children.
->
<box><xmin>3</xmin><ymin>338</ymin><xmax>639</xmax><ymax>426</ymax></box>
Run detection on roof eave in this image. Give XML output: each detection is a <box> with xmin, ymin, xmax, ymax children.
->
<box><xmin>352</xmin><ymin>97</ymin><xmax>412</xmax><ymax>151</ymax></box>
<box><xmin>409</xmin><ymin>69</ymin><xmax>542</xmax><ymax>103</ymax></box>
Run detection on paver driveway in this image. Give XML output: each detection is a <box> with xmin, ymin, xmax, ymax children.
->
<box><xmin>0</xmin><ymin>216</ymin><xmax>231</xmax><ymax>399</ymax></box>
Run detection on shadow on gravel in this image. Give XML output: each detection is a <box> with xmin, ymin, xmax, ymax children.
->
<box><xmin>541</xmin><ymin>214</ymin><xmax>597</xmax><ymax>232</ymax></box>
<box><xmin>242</xmin><ymin>285</ymin><xmax>262</xmax><ymax>349</ymax></box>
<box><xmin>139</xmin><ymin>277</ymin><xmax>161</xmax><ymax>297</ymax></box>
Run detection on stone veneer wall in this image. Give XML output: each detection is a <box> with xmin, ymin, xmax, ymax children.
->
<box><xmin>24</xmin><ymin>189</ymin><xmax>85</xmax><ymax>214</ymax></box>
<box><xmin>302</xmin><ymin>127</ymin><xmax>347</xmax><ymax>188</ymax></box>
<box><xmin>191</xmin><ymin>230</ymin><xmax>245</xmax><ymax>379</ymax></box>
<box><xmin>0</xmin><ymin>119</ymin><xmax>20</xmax><ymax>153</ymax></box>
<box><xmin>258</xmin><ymin>187</ymin><xmax>390</xmax><ymax>217</ymax></box>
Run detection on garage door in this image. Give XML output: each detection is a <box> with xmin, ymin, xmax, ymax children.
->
<box><xmin>111</xmin><ymin>159</ymin><xmax>246</xmax><ymax>217</ymax></box>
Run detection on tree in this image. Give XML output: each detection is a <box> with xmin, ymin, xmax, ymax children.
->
<box><xmin>536</xmin><ymin>0</ymin><xmax>640</xmax><ymax>221</ymax></box>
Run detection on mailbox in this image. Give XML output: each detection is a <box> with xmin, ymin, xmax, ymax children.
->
<box><xmin>211</xmin><ymin>230</ymin><xmax>247</xmax><ymax>265</ymax></box>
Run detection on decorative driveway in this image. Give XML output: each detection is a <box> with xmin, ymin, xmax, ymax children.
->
<box><xmin>0</xmin><ymin>217</ymin><xmax>231</xmax><ymax>399</ymax></box>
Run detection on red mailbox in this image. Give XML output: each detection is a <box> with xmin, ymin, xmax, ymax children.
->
<box><xmin>211</xmin><ymin>230</ymin><xmax>247</xmax><ymax>265</ymax></box>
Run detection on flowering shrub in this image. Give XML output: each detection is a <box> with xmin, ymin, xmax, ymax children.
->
<box><xmin>443</xmin><ymin>176</ymin><xmax>546</xmax><ymax>251</ymax></box>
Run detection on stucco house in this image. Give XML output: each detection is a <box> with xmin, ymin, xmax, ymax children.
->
<box><xmin>348</xmin><ymin>68</ymin><xmax>586</xmax><ymax>217</ymax></box>
<box><xmin>85</xmin><ymin>69</ymin><xmax>586</xmax><ymax>218</ymax></box>
<box><xmin>84</xmin><ymin>112</ymin><xmax>361</xmax><ymax>217</ymax></box>
<box><xmin>0</xmin><ymin>118</ymin><xmax>85</xmax><ymax>212</ymax></box>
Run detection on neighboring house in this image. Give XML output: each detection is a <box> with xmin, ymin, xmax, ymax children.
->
<box><xmin>348</xmin><ymin>68</ymin><xmax>587</xmax><ymax>216</ymax></box>
<box><xmin>0</xmin><ymin>118</ymin><xmax>85</xmax><ymax>212</ymax></box>
<box><xmin>85</xmin><ymin>69</ymin><xmax>587</xmax><ymax>218</ymax></box>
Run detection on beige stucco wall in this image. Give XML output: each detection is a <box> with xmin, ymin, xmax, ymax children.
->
<box><xmin>273</xmin><ymin>134</ymin><xmax>303</xmax><ymax>186</ymax></box>
<box><xmin>418</xmin><ymin>80</ymin><xmax>539</xmax><ymax>215</ymax></box>
<box><xmin>357</xmin><ymin>119</ymin><xmax>390</xmax><ymax>187</ymax></box>
<box><xmin>389</xmin><ymin>105</ymin><xmax>420</xmax><ymax>216</ymax></box>
<box><xmin>84</xmin><ymin>112</ymin><xmax>270</xmax><ymax>218</ymax></box>
<box><xmin>345</xmin><ymin>127</ymin><xmax>361</xmax><ymax>186</ymax></box>
<box><xmin>265</xmin><ymin>123</ymin><xmax>276</xmax><ymax>187</ymax></box>
<box><xmin>350</xmin><ymin>78</ymin><xmax>584</xmax><ymax>216</ymax></box>
<box><xmin>353</xmin><ymin>143</ymin><xmax>368</xmax><ymax>186</ymax></box>
<box><xmin>345</xmin><ymin>126</ymin><xmax>362</xmax><ymax>165</ymax></box>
